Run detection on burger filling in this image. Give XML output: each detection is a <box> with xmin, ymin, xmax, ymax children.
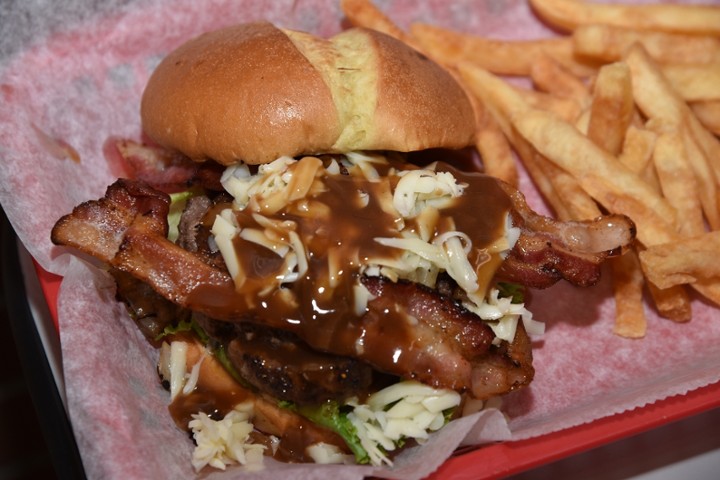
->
<box><xmin>152</xmin><ymin>151</ymin><xmax>539</xmax><ymax>468</ymax></box>
<box><xmin>53</xmin><ymin>142</ymin><xmax>635</xmax><ymax>471</ymax></box>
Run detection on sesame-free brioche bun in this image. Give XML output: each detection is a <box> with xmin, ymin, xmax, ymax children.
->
<box><xmin>140</xmin><ymin>22</ymin><xmax>476</xmax><ymax>166</ymax></box>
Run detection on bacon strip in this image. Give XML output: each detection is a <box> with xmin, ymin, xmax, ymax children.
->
<box><xmin>51</xmin><ymin>178</ymin><xmax>633</xmax><ymax>398</ymax></box>
<box><xmin>359</xmin><ymin>276</ymin><xmax>532</xmax><ymax>398</ymax></box>
<box><xmin>104</xmin><ymin>138</ymin><xmax>225</xmax><ymax>192</ymax></box>
<box><xmin>497</xmin><ymin>182</ymin><xmax>636</xmax><ymax>288</ymax></box>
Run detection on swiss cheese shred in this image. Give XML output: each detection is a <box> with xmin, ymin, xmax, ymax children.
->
<box><xmin>189</xmin><ymin>402</ymin><xmax>266</xmax><ymax>472</ymax></box>
<box><xmin>214</xmin><ymin>152</ymin><xmax>540</xmax><ymax>339</ymax></box>
<box><xmin>347</xmin><ymin>380</ymin><xmax>462</xmax><ymax>466</ymax></box>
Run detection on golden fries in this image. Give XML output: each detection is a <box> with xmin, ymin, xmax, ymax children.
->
<box><xmin>340</xmin><ymin>0</ymin><xmax>420</xmax><ymax>49</ymax></box>
<box><xmin>651</xmin><ymin>128</ymin><xmax>705</xmax><ymax>237</ymax></box>
<box><xmin>661</xmin><ymin>63</ymin><xmax>720</xmax><ymax>103</ymax></box>
<box><xmin>511</xmin><ymin>106</ymin><xmax>678</xmax><ymax>245</ymax></box>
<box><xmin>530</xmin><ymin>53</ymin><xmax>591</xmax><ymax>106</ymax></box>
<box><xmin>618</xmin><ymin>126</ymin><xmax>656</xmax><ymax>177</ymax></box>
<box><xmin>646</xmin><ymin>282</ymin><xmax>692</xmax><ymax>323</ymax></box>
<box><xmin>625</xmin><ymin>45</ymin><xmax>720</xmax><ymax>230</ymax></box>
<box><xmin>691</xmin><ymin>101</ymin><xmax>720</xmax><ymax>136</ymax></box>
<box><xmin>587</xmin><ymin>62</ymin><xmax>634</xmax><ymax>156</ymax></box>
<box><xmin>611</xmin><ymin>251</ymin><xmax>647</xmax><ymax>338</ymax></box>
<box><xmin>530</xmin><ymin>0</ymin><xmax>720</xmax><ymax>35</ymax></box>
<box><xmin>572</xmin><ymin>24</ymin><xmax>720</xmax><ymax>64</ymax></box>
<box><xmin>474</xmin><ymin>107</ymin><xmax>519</xmax><ymax>186</ymax></box>
<box><xmin>410</xmin><ymin>23</ymin><xmax>596</xmax><ymax>77</ymax></box>
<box><xmin>515</xmin><ymin>87</ymin><xmax>583</xmax><ymax>124</ymax></box>
<box><xmin>356</xmin><ymin>0</ymin><xmax>720</xmax><ymax>337</ymax></box>
<box><xmin>640</xmin><ymin>232</ymin><xmax>720</xmax><ymax>290</ymax></box>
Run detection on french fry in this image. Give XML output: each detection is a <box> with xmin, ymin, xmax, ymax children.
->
<box><xmin>625</xmin><ymin>44</ymin><xmax>720</xmax><ymax>230</ymax></box>
<box><xmin>646</xmin><ymin>282</ymin><xmax>692</xmax><ymax>323</ymax></box>
<box><xmin>640</xmin><ymin>233</ymin><xmax>720</xmax><ymax>308</ymax></box>
<box><xmin>410</xmin><ymin>23</ymin><xmax>596</xmax><ymax>77</ymax></box>
<box><xmin>521</xmin><ymin>151</ymin><xmax>573</xmax><ymax>221</ymax></box>
<box><xmin>575</xmin><ymin>107</ymin><xmax>591</xmax><ymax>135</ymax></box>
<box><xmin>623</xmin><ymin>44</ymin><xmax>685</xmax><ymax>122</ymax></box>
<box><xmin>587</xmin><ymin>62</ymin><xmax>634</xmax><ymax>156</ymax></box>
<box><xmin>513</xmin><ymin>109</ymin><xmax>678</xmax><ymax>246</ymax></box>
<box><xmin>529</xmin><ymin>0</ymin><xmax>720</xmax><ymax>35</ymax></box>
<box><xmin>460</xmin><ymin>63</ymin><xmax>678</xmax><ymax>246</ymax></box>
<box><xmin>611</xmin><ymin>250</ymin><xmax>646</xmax><ymax>338</ymax></box>
<box><xmin>366</xmin><ymin>0</ymin><xmax>720</xmax><ymax>332</ymax></box>
<box><xmin>460</xmin><ymin>66</ymin><xmax>550</xmax><ymax>198</ymax></box>
<box><xmin>473</xmin><ymin>98</ymin><xmax>519</xmax><ymax>186</ymax></box>
<box><xmin>617</xmin><ymin>126</ymin><xmax>661</xmax><ymax>197</ymax></box>
<box><xmin>625</xmin><ymin>45</ymin><xmax>720</xmax><ymax>185</ymax></box>
<box><xmin>690</xmin><ymin>100</ymin><xmax>720</xmax><ymax>136</ymax></box>
<box><xmin>691</xmin><ymin>280</ymin><xmax>720</xmax><ymax>308</ymax></box>
<box><xmin>661</xmin><ymin>63</ymin><xmax>720</xmax><ymax>103</ymax></box>
<box><xmin>618</xmin><ymin>126</ymin><xmax>656</xmax><ymax>176</ymax></box>
<box><xmin>584</xmin><ymin>64</ymin><xmax>651</xmax><ymax>335</ymax></box>
<box><xmin>530</xmin><ymin>52</ymin><xmax>591</xmax><ymax>107</ymax></box>
<box><xmin>687</xmin><ymin>115</ymin><xmax>720</xmax><ymax>192</ymax></box>
<box><xmin>457</xmin><ymin>64</ymin><xmax>529</xmax><ymax>133</ymax></box>
<box><xmin>515</xmin><ymin>87</ymin><xmax>583</xmax><ymax>124</ymax></box>
<box><xmin>639</xmin><ymin>231</ymin><xmax>720</xmax><ymax>290</ymax></box>
<box><xmin>572</xmin><ymin>24</ymin><xmax>720</xmax><ymax>65</ymax></box>
<box><xmin>652</xmin><ymin>128</ymin><xmax>705</xmax><ymax>237</ymax></box>
<box><xmin>459</xmin><ymin>63</ymin><xmax>580</xmax><ymax>218</ymax></box>
<box><xmin>340</xmin><ymin>0</ymin><xmax>419</xmax><ymax>49</ymax></box>
<box><xmin>681</xmin><ymin>127</ymin><xmax>720</xmax><ymax>231</ymax></box>
<box><xmin>462</xmin><ymin>62</ymin><xmax>609</xmax><ymax>223</ymax></box>
<box><xmin>512</xmin><ymin>116</ymin><xmax>601</xmax><ymax>221</ymax></box>
<box><xmin>535</xmin><ymin>154</ymin><xmax>602</xmax><ymax>221</ymax></box>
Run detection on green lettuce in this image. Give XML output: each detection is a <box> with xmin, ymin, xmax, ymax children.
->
<box><xmin>496</xmin><ymin>281</ymin><xmax>525</xmax><ymax>304</ymax></box>
<box><xmin>155</xmin><ymin>316</ymin><xmax>248</xmax><ymax>388</ymax></box>
<box><xmin>167</xmin><ymin>189</ymin><xmax>202</xmax><ymax>243</ymax></box>
<box><xmin>287</xmin><ymin>401</ymin><xmax>371</xmax><ymax>464</ymax></box>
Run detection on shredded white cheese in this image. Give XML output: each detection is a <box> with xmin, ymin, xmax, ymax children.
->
<box><xmin>306</xmin><ymin>443</ymin><xmax>353</xmax><ymax>464</ymax></box>
<box><xmin>158</xmin><ymin>342</ymin><xmax>268</xmax><ymax>472</ymax></box>
<box><xmin>211</xmin><ymin>210</ymin><xmax>241</xmax><ymax>281</ymax></box>
<box><xmin>221</xmin><ymin>156</ymin><xmax>296</xmax><ymax>211</ymax></box>
<box><xmin>393</xmin><ymin>168</ymin><xmax>465</xmax><ymax>218</ymax></box>
<box><xmin>189</xmin><ymin>402</ymin><xmax>265</xmax><ymax>472</ymax></box>
<box><xmin>345</xmin><ymin>380</ymin><xmax>461</xmax><ymax>466</ymax></box>
<box><xmin>214</xmin><ymin>153</ymin><xmax>540</xmax><ymax>346</ymax></box>
<box><xmin>343</xmin><ymin>151</ymin><xmax>384</xmax><ymax>181</ymax></box>
<box><xmin>464</xmin><ymin>288</ymin><xmax>545</xmax><ymax>344</ymax></box>
<box><xmin>157</xmin><ymin>341</ymin><xmax>208</xmax><ymax>401</ymax></box>
<box><xmin>503</xmin><ymin>213</ymin><xmax>521</xmax><ymax>259</ymax></box>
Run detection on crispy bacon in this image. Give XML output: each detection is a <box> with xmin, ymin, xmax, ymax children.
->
<box><xmin>51</xmin><ymin>178</ymin><xmax>633</xmax><ymax>398</ymax></box>
<box><xmin>360</xmin><ymin>276</ymin><xmax>532</xmax><ymax>398</ymax></box>
<box><xmin>51</xmin><ymin>178</ymin><xmax>170</xmax><ymax>261</ymax></box>
<box><xmin>98</xmin><ymin>140</ymin><xmax>636</xmax><ymax>288</ymax></box>
<box><xmin>496</xmin><ymin>182</ymin><xmax>636</xmax><ymax>288</ymax></box>
<box><xmin>104</xmin><ymin>138</ymin><xmax>224</xmax><ymax>192</ymax></box>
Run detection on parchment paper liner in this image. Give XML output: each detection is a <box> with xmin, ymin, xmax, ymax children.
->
<box><xmin>1</xmin><ymin>1</ymin><xmax>718</xmax><ymax>478</ymax></box>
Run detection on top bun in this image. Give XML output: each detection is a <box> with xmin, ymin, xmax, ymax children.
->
<box><xmin>141</xmin><ymin>22</ymin><xmax>476</xmax><ymax>166</ymax></box>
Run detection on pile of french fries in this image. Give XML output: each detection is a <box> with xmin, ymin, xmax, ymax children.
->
<box><xmin>340</xmin><ymin>0</ymin><xmax>720</xmax><ymax>338</ymax></box>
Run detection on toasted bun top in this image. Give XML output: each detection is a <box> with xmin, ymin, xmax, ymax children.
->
<box><xmin>141</xmin><ymin>22</ymin><xmax>476</xmax><ymax>166</ymax></box>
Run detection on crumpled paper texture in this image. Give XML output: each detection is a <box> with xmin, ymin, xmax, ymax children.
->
<box><xmin>1</xmin><ymin>0</ymin><xmax>718</xmax><ymax>479</ymax></box>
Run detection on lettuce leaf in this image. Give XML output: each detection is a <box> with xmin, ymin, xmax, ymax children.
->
<box><xmin>155</xmin><ymin>316</ymin><xmax>248</xmax><ymax>388</ymax></box>
<box><xmin>496</xmin><ymin>281</ymin><xmax>525</xmax><ymax>303</ymax></box>
<box><xmin>291</xmin><ymin>401</ymin><xmax>371</xmax><ymax>464</ymax></box>
<box><xmin>167</xmin><ymin>188</ymin><xmax>203</xmax><ymax>243</ymax></box>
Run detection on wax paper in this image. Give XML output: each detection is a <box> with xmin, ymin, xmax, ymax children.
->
<box><xmin>1</xmin><ymin>1</ymin><xmax>719</xmax><ymax>479</ymax></box>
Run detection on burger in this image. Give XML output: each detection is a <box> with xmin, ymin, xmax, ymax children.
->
<box><xmin>51</xmin><ymin>22</ymin><xmax>635</xmax><ymax>471</ymax></box>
